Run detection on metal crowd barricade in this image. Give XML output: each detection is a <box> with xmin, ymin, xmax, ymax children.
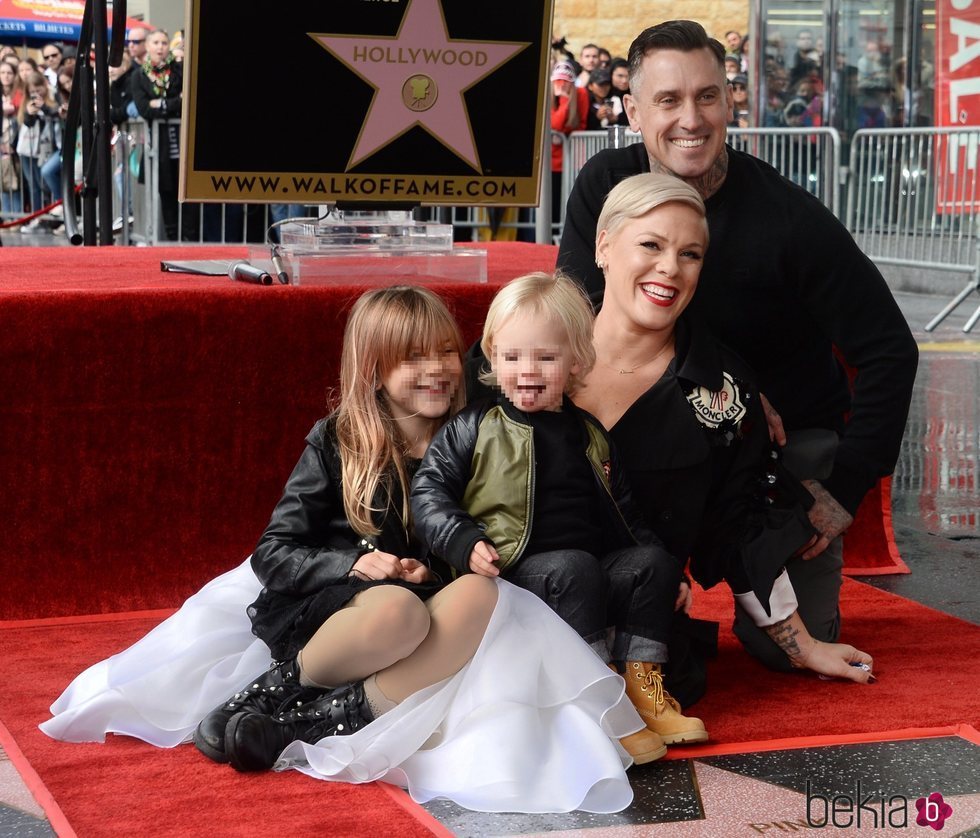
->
<box><xmin>120</xmin><ymin>117</ymin><xmax>276</xmax><ymax>245</ymax></box>
<box><xmin>563</xmin><ymin>130</ymin><xmax>631</xmax><ymax>206</ymax></box>
<box><xmin>846</xmin><ymin>127</ymin><xmax>980</xmax><ymax>332</ymax></box>
<box><xmin>564</xmin><ymin>129</ymin><xmax>624</xmax><ymax>185</ymax></box>
<box><xmin>449</xmin><ymin>205</ymin><xmax>541</xmax><ymax>242</ymax></box>
<box><xmin>589</xmin><ymin>126</ymin><xmax>841</xmax><ymax>216</ymax></box>
<box><xmin>448</xmin><ymin>131</ymin><xmax>566</xmax><ymax>245</ymax></box>
<box><xmin>727</xmin><ymin>127</ymin><xmax>841</xmax><ymax>216</ymax></box>
<box><xmin>117</xmin><ymin>120</ymin><xmax>569</xmax><ymax>246</ymax></box>
<box><xmin>1</xmin><ymin>120</ymin><xmax>148</xmax><ymax>238</ymax></box>
<box><xmin>117</xmin><ymin>118</ymin><xmax>151</xmax><ymax>244</ymax></box>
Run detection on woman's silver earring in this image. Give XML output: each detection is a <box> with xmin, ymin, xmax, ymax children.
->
<box><xmin>596</xmin><ymin>259</ymin><xmax>605</xmax><ymax>271</ymax></box>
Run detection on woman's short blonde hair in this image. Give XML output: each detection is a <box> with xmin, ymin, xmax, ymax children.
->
<box><xmin>479</xmin><ymin>271</ymin><xmax>596</xmax><ymax>394</ymax></box>
<box><xmin>596</xmin><ymin>172</ymin><xmax>708</xmax><ymax>243</ymax></box>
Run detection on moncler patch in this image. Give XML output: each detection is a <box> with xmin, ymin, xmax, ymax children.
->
<box><xmin>685</xmin><ymin>371</ymin><xmax>747</xmax><ymax>429</ymax></box>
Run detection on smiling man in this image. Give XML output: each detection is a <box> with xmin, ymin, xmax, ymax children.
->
<box><xmin>557</xmin><ymin>19</ymin><xmax>918</xmax><ymax>672</ymax></box>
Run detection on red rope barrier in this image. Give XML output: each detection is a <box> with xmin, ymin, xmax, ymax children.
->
<box><xmin>0</xmin><ymin>198</ymin><xmax>65</xmax><ymax>230</ymax></box>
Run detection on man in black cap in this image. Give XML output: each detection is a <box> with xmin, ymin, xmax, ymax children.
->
<box><xmin>585</xmin><ymin>67</ymin><xmax>621</xmax><ymax>129</ymax></box>
<box><xmin>730</xmin><ymin>72</ymin><xmax>750</xmax><ymax>127</ymax></box>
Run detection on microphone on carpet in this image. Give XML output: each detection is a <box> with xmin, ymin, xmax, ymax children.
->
<box><xmin>228</xmin><ymin>261</ymin><xmax>273</xmax><ymax>285</ymax></box>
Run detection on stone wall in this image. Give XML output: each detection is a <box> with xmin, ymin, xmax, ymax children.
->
<box><xmin>553</xmin><ymin>0</ymin><xmax>748</xmax><ymax>62</ymax></box>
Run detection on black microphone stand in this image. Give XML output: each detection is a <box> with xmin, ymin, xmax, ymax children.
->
<box><xmin>62</xmin><ymin>0</ymin><xmax>126</xmax><ymax>245</ymax></box>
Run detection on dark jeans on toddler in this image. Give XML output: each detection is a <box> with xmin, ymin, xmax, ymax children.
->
<box><xmin>502</xmin><ymin>544</ymin><xmax>680</xmax><ymax>664</ymax></box>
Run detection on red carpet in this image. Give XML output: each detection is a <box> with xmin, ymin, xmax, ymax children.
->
<box><xmin>0</xmin><ymin>579</ymin><xmax>975</xmax><ymax>835</ymax></box>
<box><xmin>0</xmin><ymin>613</ymin><xmax>443</xmax><ymax>837</ymax></box>
<box><xmin>686</xmin><ymin>578</ymin><xmax>979</xmax><ymax>744</ymax></box>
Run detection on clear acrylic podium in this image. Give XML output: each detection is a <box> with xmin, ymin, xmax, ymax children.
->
<box><xmin>249</xmin><ymin>210</ymin><xmax>487</xmax><ymax>285</ymax></box>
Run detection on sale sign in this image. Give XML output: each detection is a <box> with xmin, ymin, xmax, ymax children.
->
<box><xmin>934</xmin><ymin>0</ymin><xmax>980</xmax><ymax>211</ymax></box>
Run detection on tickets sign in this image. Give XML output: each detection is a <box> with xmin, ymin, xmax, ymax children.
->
<box><xmin>181</xmin><ymin>0</ymin><xmax>554</xmax><ymax>205</ymax></box>
<box><xmin>0</xmin><ymin>0</ymin><xmax>146</xmax><ymax>42</ymax></box>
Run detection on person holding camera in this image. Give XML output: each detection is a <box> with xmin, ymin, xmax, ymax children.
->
<box><xmin>609</xmin><ymin>58</ymin><xmax>633</xmax><ymax>127</ymax></box>
<box><xmin>16</xmin><ymin>71</ymin><xmax>59</xmax><ymax>219</ymax></box>
<box><xmin>551</xmin><ymin>34</ymin><xmax>576</xmax><ymax>68</ymax></box>
<box><xmin>39</xmin><ymin>64</ymin><xmax>74</xmax><ymax>213</ymax></box>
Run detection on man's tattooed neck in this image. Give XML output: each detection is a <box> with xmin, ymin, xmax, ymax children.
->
<box><xmin>648</xmin><ymin>146</ymin><xmax>729</xmax><ymax>200</ymax></box>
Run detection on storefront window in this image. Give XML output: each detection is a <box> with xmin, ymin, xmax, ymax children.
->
<box><xmin>910</xmin><ymin>0</ymin><xmax>935</xmax><ymax>126</ymax></box>
<box><xmin>756</xmin><ymin>1</ymin><xmax>828</xmax><ymax>128</ymax></box>
<box><xmin>753</xmin><ymin>0</ymin><xmax>940</xmax><ymax>132</ymax></box>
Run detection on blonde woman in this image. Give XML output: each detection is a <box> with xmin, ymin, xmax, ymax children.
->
<box><xmin>575</xmin><ymin>172</ymin><xmax>875</xmax><ymax>686</ymax></box>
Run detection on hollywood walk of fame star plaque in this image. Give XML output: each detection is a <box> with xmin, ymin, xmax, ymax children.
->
<box><xmin>180</xmin><ymin>0</ymin><xmax>554</xmax><ymax>205</ymax></box>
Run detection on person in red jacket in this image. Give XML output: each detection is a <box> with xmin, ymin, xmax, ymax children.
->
<box><xmin>550</xmin><ymin>61</ymin><xmax>589</xmax><ymax>226</ymax></box>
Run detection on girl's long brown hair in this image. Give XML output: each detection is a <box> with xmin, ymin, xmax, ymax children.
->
<box><xmin>18</xmin><ymin>71</ymin><xmax>54</xmax><ymax>124</ymax></box>
<box><xmin>334</xmin><ymin>286</ymin><xmax>466</xmax><ymax>537</ymax></box>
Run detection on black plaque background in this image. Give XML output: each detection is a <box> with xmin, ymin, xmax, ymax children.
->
<box><xmin>189</xmin><ymin>0</ymin><xmax>547</xmax><ymax>179</ymax></box>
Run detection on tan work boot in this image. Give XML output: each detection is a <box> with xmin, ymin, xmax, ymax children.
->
<box><xmin>619</xmin><ymin>728</ymin><xmax>667</xmax><ymax>764</ymax></box>
<box><xmin>623</xmin><ymin>661</ymin><xmax>709</xmax><ymax>745</ymax></box>
<box><xmin>607</xmin><ymin>664</ymin><xmax>667</xmax><ymax>764</ymax></box>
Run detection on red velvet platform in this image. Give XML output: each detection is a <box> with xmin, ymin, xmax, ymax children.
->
<box><xmin>0</xmin><ymin>243</ymin><xmax>901</xmax><ymax>620</ymax></box>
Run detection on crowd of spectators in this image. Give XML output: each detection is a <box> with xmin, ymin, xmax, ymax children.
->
<box><xmin>1</xmin><ymin>23</ymin><xmax>936</xmax><ymax>239</ymax></box>
<box><xmin>0</xmin><ymin>26</ymin><xmax>188</xmax><ymax>233</ymax></box>
<box><xmin>1</xmin><ymin>41</ymin><xmax>84</xmax><ymax>226</ymax></box>
<box><xmin>759</xmin><ymin>28</ymin><xmax>933</xmax><ymax>136</ymax></box>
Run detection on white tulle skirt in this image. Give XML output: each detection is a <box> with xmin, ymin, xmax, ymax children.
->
<box><xmin>40</xmin><ymin>559</ymin><xmax>642</xmax><ymax>813</ymax></box>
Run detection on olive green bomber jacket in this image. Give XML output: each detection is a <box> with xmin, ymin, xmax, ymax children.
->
<box><xmin>411</xmin><ymin>396</ymin><xmax>664</xmax><ymax>574</ymax></box>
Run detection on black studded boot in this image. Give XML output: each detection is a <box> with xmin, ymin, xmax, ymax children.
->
<box><xmin>192</xmin><ymin>658</ymin><xmax>319</xmax><ymax>763</ymax></box>
<box><xmin>224</xmin><ymin>681</ymin><xmax>375</xmax><ymax>772</ymax></box>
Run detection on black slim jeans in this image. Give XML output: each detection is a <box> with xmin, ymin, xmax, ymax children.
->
<box><xmin>502</xmin><ymin>543</ymin><xmax>680</xmax><ymax>664</ymax></box>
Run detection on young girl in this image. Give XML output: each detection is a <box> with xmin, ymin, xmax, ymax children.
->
<box><xmin>201</xmin><ymin>285</ymin><xmax>498</xmax><ymax>771</ymax></box>
<box><xmin>42</xmin><ymin>286</ymin><xmax>642</xmax><ymax>814</ymax></box>
<box><xmin>412</xmin><ymin>273</ymin><xmax>710</xmax><ymax>761</ymax></box>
